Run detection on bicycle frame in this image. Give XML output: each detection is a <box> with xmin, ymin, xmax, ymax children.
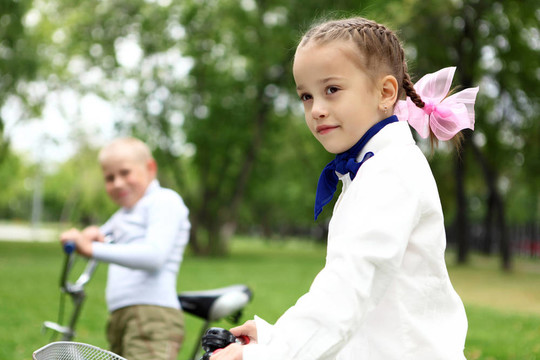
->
<box><xmin>42</xmin><ymin>238</ymin><xmax>107</xmax><ymax>341</ymax></box>
<box><xmin>41</xmin><ymin>239</ymin><xmax>253</xmax><ymax>359</ymax></box>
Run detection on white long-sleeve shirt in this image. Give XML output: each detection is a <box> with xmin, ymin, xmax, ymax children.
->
<box><xmin>93</xmin><ymin>180</ymin><xmax>190</xmax><ymax>312</ymax></box>
<box><xmin>243</xmin><ymin>121</ymin><xmax>467</xmax><ymax>359</ymax></box>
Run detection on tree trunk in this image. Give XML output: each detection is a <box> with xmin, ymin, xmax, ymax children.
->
<box><xmin>455</xmin><ymin>142</ymin><xmax>469</xmax><ymax>264</ymax></box>
<box><xmin>469</xmin><ymin>141</ymin><xmax>511</xmax><ymax>270</ymax></box>
<box><xmin>495</xmin><ymin>193</ymin><xmax>511</xmax><ymax>270</ymax></box>
<box><xmin>219</xmin><ymin>96</ymin><xmax>270</xmax><ymax>244</ymax></box>
<box><xmin>482</xmin><ymin>193</ymin><xmax>494</xmax><ymax>254</ymax></box>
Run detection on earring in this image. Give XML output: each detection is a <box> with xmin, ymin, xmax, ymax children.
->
<box><xmin>383</xmin><ymin>105</ymin><xmax>388</xmax><ymax>114</ymax></box>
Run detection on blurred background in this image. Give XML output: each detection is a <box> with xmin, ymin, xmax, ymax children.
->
<box><xmin>1</xmin><ymin>0</ymin><xmax>539</xmax><ymax>359</ymax></box>
<box><xmin>1</xmin><ymin>0</ymin><xmax>538</xmax><ymax>263</ymax></box>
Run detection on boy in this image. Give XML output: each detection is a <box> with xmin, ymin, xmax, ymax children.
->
<box><xmin>60</xmin><ymin>137</ymin><xmax>190</xmax><ymax>360</ymax></box>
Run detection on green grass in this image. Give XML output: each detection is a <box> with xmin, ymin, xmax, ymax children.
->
<box><xmin>1</xmin><ymin>238</ymin><xmax>539</xmax><ymax>359</ymax></box>
<box><xmin>446</xmin><ymin>253</ymin><xmax>540</xmax><ymax>360</ymax></box>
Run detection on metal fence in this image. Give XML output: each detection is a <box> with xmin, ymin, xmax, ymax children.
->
<box><xmin>447</xmin><ymin>222</ymin><xmax>540</xmax><ymax>258</ymax></box>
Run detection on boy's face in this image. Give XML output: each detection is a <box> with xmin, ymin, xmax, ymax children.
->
<box><xmin>293</xmin><ymin>40</ymin><xmax>384</xmax><ymax>154</ymax></box>
<box><xmin>101</xmin><ymin>153</ymin><xmax>156</xmax><ymax>209</ymax></box>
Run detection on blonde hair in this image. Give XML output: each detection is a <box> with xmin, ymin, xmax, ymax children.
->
<box><xmin>98</xmin><ymin>137</ymin><xmax>153</xmax><ymax>164</ymax></box>
<box><xmin>297</xmin><ymin>17</ymin><xmax>461</xmax><ymax>148</ymax></box>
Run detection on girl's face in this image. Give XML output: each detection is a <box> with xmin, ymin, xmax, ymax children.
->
<box><xmin>293</xmin><ymin>40</ymin><xmax>385</xmax><ymax>154</ymax></box>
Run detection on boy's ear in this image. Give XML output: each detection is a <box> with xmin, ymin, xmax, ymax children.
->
<box><xmin>147</xmin><ymin>159</ymin><xmax>158</xmax><ymax>178</ymax></box>
<box><xmin>379</xmin><ymin>75</ymin><xmax>399</xmax><ymax>111</ymax></box>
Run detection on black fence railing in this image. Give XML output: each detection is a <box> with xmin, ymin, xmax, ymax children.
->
<box><xmin>447</xmin><ymin>222</ymin><xmax>540</xmax><ymax>258</ymax></box>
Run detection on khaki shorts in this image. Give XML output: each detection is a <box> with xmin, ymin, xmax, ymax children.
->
<box><xmin>107</xmin><ymin>305</ymin><xmax>184</xmax><ymax>360</ymax></box>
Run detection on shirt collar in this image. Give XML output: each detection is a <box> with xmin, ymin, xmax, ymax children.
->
<box><xmin>338</xmin><ymin>121</ymin><xmax>415</xmax><ymax>184</ymax></box>
<box><xmin>145</xmin><ymin>179</ymin><xmax>160</xmax><ymax>195</ymax></box>
<box><xmin>357</xmin><ymin>120</ymin><xmax>415</xmax><ymax>162</ymax></box>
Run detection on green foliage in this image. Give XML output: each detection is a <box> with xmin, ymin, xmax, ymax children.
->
<box><xmin>0</xmin><ymin>150</ymin><xmax>34</xmax><ymax>219</ymax></box>
<box><xmin>42</xmin><ymin>145</ymin><xmax>117</xmax><ymax>224</ymax></box>
<box><xmin>0</xmin><ymin>0</ymin><xmax>537</xmax><ymax>254</ymax></box>
<box><xmin>386</xmin><ymin>0</ymin><xmax>540</xmax><ymax>224</ymax></box>
<box><xmin>172</xmin><ymin>0</ymin><xmax>392</xmax><ymax>251</ymax></box>
<box><xmin>0</xmin><ymin>142</ymin><xmax>118</xmax><ymax>225</ymax></box>
<box><xmin>0</xmin><ymin>0</ymin><xmax>40</xmax><ymax>160</ymax></box>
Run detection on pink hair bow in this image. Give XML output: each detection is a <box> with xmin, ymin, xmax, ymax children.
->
<box><xmin>394</xmin><ymin>67</ymin><xmax>479</xmax><ymax>141</ymax></box>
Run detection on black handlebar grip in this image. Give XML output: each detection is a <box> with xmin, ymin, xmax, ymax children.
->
<box><xmin>200</xmin><ymin>327</ymin><xmax>237</xmax><ymax>360</ymax></box>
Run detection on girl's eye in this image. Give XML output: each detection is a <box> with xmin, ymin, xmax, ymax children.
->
<box><xmin>326</xmin><ymin>86</ymin><xmax>339</xmax><ymax>95</ymax></box>
<box><xmin>300</xmin><ymin>93</ymin><xmax>312</xmax><ymax>101</ymax></box>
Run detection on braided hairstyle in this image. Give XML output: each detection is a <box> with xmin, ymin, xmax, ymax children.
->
<box><xmin>297</xmin><ymin>17</ymin><xmax>456</xmax><ymax>148</ymax></box>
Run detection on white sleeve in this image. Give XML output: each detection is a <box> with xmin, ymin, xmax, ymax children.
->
<box><xmin>244</xmin><ymin>157</ymin><xmax>423</xmax><ymax>360</ymax></box>
<box><xmin>92</xmin><ymin>193</ymin><xmax>189</xmax><ymax>271</ymax></box>
<box><xmin>99</xmin><ymin>213</ymin><xmax>116</xmax><ymax>236</ymax></box>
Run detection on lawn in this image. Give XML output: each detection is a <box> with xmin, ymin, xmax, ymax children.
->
<box><xmin>0</xmin><ymin>238</ymin><xmax>539</xmax><ymax>360</ymax></box>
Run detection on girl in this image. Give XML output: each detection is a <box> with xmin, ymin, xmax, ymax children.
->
<box><xmin>212</xmin><ymin>17</ymin><xmax>478</xmax><ymax>360</ymax></box>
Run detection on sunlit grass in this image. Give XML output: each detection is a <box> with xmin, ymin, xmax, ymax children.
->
<box><xmin>448</xmin><ymin>252</ymin><xmax>540</xmax><ymax>315</ymax></box>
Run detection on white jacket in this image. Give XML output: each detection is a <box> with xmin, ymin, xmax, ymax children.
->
<box><xmin>243</xmin><ymin>121</ymin><xmax>467</xmax><ymax>360</ymax></box>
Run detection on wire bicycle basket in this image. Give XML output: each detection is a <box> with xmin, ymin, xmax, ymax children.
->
<box><xmin>33</xmin><ymin>341</ymin><xmax>127</xmax><ymax>360</ymax></box>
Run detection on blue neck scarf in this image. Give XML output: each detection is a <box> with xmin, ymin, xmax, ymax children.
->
<box><xmin>314</xmin><ymin>115</ymin><xmax>398</xmax><ymax>220</ymax></box>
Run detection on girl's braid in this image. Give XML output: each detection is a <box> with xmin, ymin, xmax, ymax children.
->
<box><xmin>299</xmin><ymin>17</ymin><xmax>462</xmax><ymax>148</ymax></box>
<box><xmin>300</xmin><ymin>18</ymin><xmax>427</xmax><ymax>110</ymax></box>
<box><xmin>403</xmin><ymin>70</ymin><xmax>425</xmax><ymax>108</ymax></box>
<box><xmin>350</xmin><ymin>20</ymin><xmax>426</xmax><ymax>110</ymax></box>
<box><xmin>344</xmin><ymin>19</ymin><xmax>441</xmax><ymax>146</ymax></box>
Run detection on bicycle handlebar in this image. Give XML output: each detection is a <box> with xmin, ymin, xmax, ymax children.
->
<box><xmin>200</xmin><ymin>328</ymin><xmax>249</xmax><ymax>360</ymax></box>
<box><xmin>61</xmin><ymin>235</ymin><xmax>114</xmax><ymax>293</ymax></box>
<box><xmin>63</xmin><ymin>241</ymin><xmax>76</xmax><ymax>255</ymax></box>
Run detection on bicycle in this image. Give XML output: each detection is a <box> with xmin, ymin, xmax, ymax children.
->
<box><xmin>37</xmin><ymin>239</ymin><xmax>252</xmax><ymax>360</ymax></box>
<box><xmin>33</xmin><ymin>326</ymin><xmax>247</xmax><ymax>360</ymax></box>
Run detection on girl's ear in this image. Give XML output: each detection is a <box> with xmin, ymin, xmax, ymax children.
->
<box><xmin>379</xmin><ymin>75</ymin><xmax>399</xmax><ymax>112</ymax></box>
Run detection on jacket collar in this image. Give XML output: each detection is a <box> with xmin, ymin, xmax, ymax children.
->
<box><xmin>357</xmin><ymin>120</ymin><xmax>415</xmax><ymax>162</ymax></box>
<box><xmin>337</xmin><ymin>121</ymin><xmax>415</xmax><ymax>185</ymax></box>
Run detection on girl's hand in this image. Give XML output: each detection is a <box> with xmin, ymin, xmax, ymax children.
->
<box><xmin>209</xmin><ymin>321</ymin><xmax>257</xmax><ymax>360</ymax></box>
<box><xmin>230</xmin><ymin>320</ymin><xmax>258</xmax><ymax>344</ymax></box>
<box><xmin>209</xmin><ymin>343</ymin><xmax>243</xmax><ymax>360</ymax></box>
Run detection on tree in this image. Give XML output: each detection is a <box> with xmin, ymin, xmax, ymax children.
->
<box><xmin>178</xmin><ymin>1</ymin><xmax>391</xmax><ymax>253</ymax></box>
<box><xmin>387</xmin><ymin>0</ymin><xmax>540</xmax><ymax>269</ymax></box>
<box><xmin>28</xmin><ymin>0</ymin><xmax>383</xmax><ymax>254</ymax></box>
<box><xmin>7</xmin><ymin>0</ymin><xmax>537</xmax><ymax>261</ymax></box>
<box><xmin>0</xmin><ymin>149</ymin><xmax>35</xmax><ymax>219</ymax></box>
<box><xmin>0</xmin><ymin>0</ymin><xmax>40</xmax><ymax>162</ymax></box>
<box><xmin>43</xmin><ymin>143</ymin><xmax>117</xmax><ymax>225</ymax></box>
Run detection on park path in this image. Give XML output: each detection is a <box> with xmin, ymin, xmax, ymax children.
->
<box><xmin>0</xmin><ymin>222</ymin><xmax>58</xmax><ymax>242</ymax></box>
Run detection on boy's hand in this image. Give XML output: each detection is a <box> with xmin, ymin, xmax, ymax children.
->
<box><xmin>82</xmin><ymin>226</ymin><xmax>106</xmax><ymax>243</ymax></box>
<box><xmin>60</xmin><ymin>228</ymin><xmax>95</xmax><ymax>258</ymax></box>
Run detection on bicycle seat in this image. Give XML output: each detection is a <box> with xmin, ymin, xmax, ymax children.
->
<box><xmin>178</xmin><ymin>284</ymin><xmax>252</xmax><ymax>322</ymax></box>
